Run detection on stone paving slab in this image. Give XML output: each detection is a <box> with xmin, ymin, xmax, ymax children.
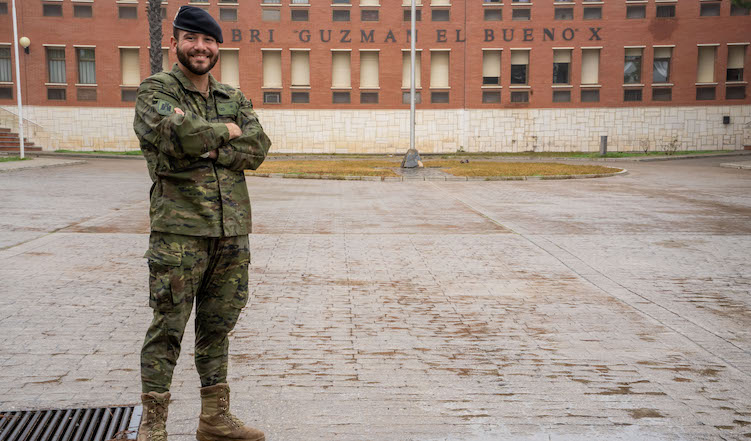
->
<box><xmin>720</xmin><ymin>160</ymin><xmax>751</xmax><ymax>170</ymax></box>
<box><xmin>0</xmin><ymin>157</ymin><xmax>749</xmax><ymax>440</ymax></box>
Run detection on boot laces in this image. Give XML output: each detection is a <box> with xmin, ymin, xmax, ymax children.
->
<box><xmin>219</xmin><ymin>396</ymin><xmax>245</xmax><ymax>429</ymax></box>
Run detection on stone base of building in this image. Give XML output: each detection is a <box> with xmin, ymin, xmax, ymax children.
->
<box><xmin>2</xmin><ymin>105</ymin><xmax>750</xmax><ymax>153</ymax></box>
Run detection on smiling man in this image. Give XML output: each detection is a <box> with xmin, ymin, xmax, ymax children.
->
<box><xmin>133</xmin><ymin>6</ymin><xmax>271</xmax><ymax>441</ymax></box>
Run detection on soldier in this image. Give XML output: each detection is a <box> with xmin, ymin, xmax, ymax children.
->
<box><xmin>133</xmin><ymin>6</ymin><xmax>271</xmax><ymax>441</ymax></box>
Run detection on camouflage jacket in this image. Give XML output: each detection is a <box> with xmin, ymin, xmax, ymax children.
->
<box><xmin>133</xmin><ymin>65</ymin><xmax>271</xmax><ymax>237</ymax></box>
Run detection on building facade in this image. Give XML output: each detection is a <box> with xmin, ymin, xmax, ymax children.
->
<box><xmin>0</xmin><ymin>0</ymin><xmax>750</xmax><ymax>153</ymax></box>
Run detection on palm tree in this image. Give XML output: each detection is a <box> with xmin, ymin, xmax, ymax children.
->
<box><xmin>148</xmin><ymin>0</ymin><xmax>163</xmax><ymax>75</ymax></box>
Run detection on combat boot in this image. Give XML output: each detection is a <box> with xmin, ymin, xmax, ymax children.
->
<box><xmin>137</xmin><ymin>391</ymin><xmax>170</xmax><ymax>441</ymax></box>
<box><xmin>196</xmin><ymin>383</ymin><xmax>265</xmax><ymax>441</ymax></box>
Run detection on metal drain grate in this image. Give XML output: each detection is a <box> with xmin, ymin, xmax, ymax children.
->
<box><xmin>0</xmin><ymin>405</ymin><xmax>142</xmax><ymax>441</ymax></box>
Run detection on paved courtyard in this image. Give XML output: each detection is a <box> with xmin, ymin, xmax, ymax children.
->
<box><xmin>0</xmin><ymin>157</ymin><xmax>750</xmax><ymax>440</ymax></box>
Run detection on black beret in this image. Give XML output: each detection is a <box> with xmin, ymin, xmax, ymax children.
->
<box><xmin>173</xmin><ymin>6</ymin><xmax>223</xmax><ymax>44</ymax></box>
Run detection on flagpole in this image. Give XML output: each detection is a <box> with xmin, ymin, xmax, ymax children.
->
<box><xmin>11</xmin><ymin>0</ymin><xmax>25</xmax><ymax>159</ymax></box>
<box><xmin>410</xmin><ymin>0</ymin><xmax>416</xmax><ymax>153</ymax></box>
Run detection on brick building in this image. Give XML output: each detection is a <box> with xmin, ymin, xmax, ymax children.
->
<box><xmin>0</xmin><ymin>0</ymin><xmax>750</xmax><ymax>153</ymax></box>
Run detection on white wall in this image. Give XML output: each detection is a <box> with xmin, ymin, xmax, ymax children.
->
<box><xmin>3</xmin><ymin>105</ymin><xmax>750</xmax><ymax>153</ymax></box>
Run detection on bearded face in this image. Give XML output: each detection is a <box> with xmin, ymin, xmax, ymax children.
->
<box><xmin>175</xmin><ymin>33</ymin><xmax>219</xmax><ymax>76</ymax></box>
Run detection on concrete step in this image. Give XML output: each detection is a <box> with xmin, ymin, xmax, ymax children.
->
<box><xmin>0</xmin><ymin>146</ymin><xmax>42</xmax><ymax>152</ymax></box>
<box><xmin>0</xmin><ymin>140</ymin><xmax>36</xmax><ymax>147</ymax></box>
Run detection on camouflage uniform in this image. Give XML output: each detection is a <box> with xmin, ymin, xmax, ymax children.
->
<box><xmin>134</xmin><ymin>64</ymin><xmax>271</xmax><ymax>393</ymax></box>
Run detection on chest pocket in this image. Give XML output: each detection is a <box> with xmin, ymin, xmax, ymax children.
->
<box><xmin>216</xmin><ymin>100</ymin><xmax>239</xmax><ymax>123</ymax></box>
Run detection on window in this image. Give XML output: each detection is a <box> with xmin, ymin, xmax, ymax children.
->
<box><xmin>553</xmin><ymin>49</ymin><xmax>571</xmax><ymax>84</ymax></box>
<box><xmin>219</xmin><ymin>49</ymin><xmax>240</xmax><ymax>88</ymax></box>
<box><xmin>76</xmin><ymin>48</ymin><xmax>96</xmax><ymax>84</ymax></box>
<box><xmin>48</xmin><ymin>89</ymin><xmax>66</xmax><ymax>100</ymax></box>
<box><xmin>361</xmin><ymin>0</ymin><xmax>378</xmax><ymax>4</ymax></box>
<box><xmin>484</xmin><ymin>0</ymin><xmax>502</xmax><ymax>3</ymax></box>
<box><xmin>332</xmin><ymin>0</ymin><xmax>350</xmax><ymax>3</ymax></box>
<box><xmin>482</xmin><ymin>50</ymin><xmax>501</xmax><ymax>85</ymax></box>
<box><xmin>220</xmin><ymin>8</ymin><xmax>238</xmax><ymax>21</ymax></box>
<box><xmin>482</xmin><ymin>91</ymin><xmax>501</xmax><ymax>103</ymax></box>
<box><xmin>263</xmin><ymin>50</ymin><xmax>282</xmax><ymax>88</ymax></box>
<box><xmin>510</xmin><ymin>91</ymin><xmax>529</xmax><ymax>102</ymax></box>
<box><xmin>291</xmin><ymin>9</ymin><xmax>308</xmax><ymax>21</ymax></box>
<box><xmin>290</xmin><ymin>50</ymin><xmax>310</xmax><ymax>87</ymax></box>
<box><xmin>120</xmin><ymin>48</ymin><xmax>140</xmax><ymax>86</ymax></box>
<box><xmin>624</xmin><ymin>48</ymin><xmax>643</xmax><ymax>84</ymax></box>
<box><xmin>727</xmin><ymin>45</ymin><xmax>746</xmax><ymax>81</ymax></box>
<box><xmin>362</xmin><ymin>10</ymin><xmax>379</xmax><ymax>21</ymax></box>
<box><xmin>583</xmin><ymin>7</ymin><xmax>601</xmax><ymax>19</ymax></box>
<box><xmin>0</xmin><ymin>87</ymin><xmax>12</xmax><ymax>99</ymax></box>
<box><xmin>696</xmin><ymin>87</ymin><xmax>716</xmax><ymax>100</ymax></box>
<box><xmin>332</xmin><ymin>51</ymin><xmax>352</xmax><ymax>88</ymax></box>
<box><xmin>581</xmin><ymin>89</ymin><xmax>599</xmax><ymax>102</ymax></box>
<box><xmin>291</xmin><ymin>0</ymin><xmax>309</xmax><ymax>4</ymax></box>
<box><xmin>726</xmin><ymin>86</ymin><xmax>746</xmax><ymax>99</ymax></box>
<box><xmin>731</xmin><ymin>4</ymin><xmax>750</xmax><ymax>15</ymax></box>
<box><xmin>333</xmin><ymin>10</ymin><xmax>350</xmax><ymax>21</ymax></box>
<box><xmin>43</xmin><ymin>4</ymin><xmax>62</xmax><ymax>16</ymax></box>
<box><xmin>402</xmin><ymin>51</ymin><xmax>422</xmax><ymax>88</ymax></box>
<box><xmin>47</xmin><ymin>47</ymin><xmax>66</xmax><ymax>83</ymax></box>
<box><xmin>291</xmin><ymin>92</ymin><xmax>309</xmax><ymax>103</ymax></box>
<box><xmin>119</xmin><ymin>6</ymin><xmax>137</xmax><ymax>19</ymax></box>
<box><xmin>264</xmin><ymin>91</ymin><xmax>281</xmax><ymax>104</ymax></box>
<box><xmin>552</xmin><ymin>90</ymin><xmax>571</xmax><ymax>102</ymax></box>
<box><xmin>0</xmin><ymin>47</ymin><xmax>11</xmax><ymax>83</ymax></box>
<box><xmin>404</xmin><ymin>9</ymin><xmax>422</xmax><ymax>21</ymax></box>
<box><xmin>262</xmin><ymin>9</ymin><xmax>281</xmax><ymax>21</ymax></box>
<box><xmin>431</xmin><ymin>0</ymin><xmax>450</xmax><ymax>5</ymax></box>
<box><xmin>262</xmin><ymin>0</ymin><xmax>282</xmax><ymax>3</ymax></box>
<box><xmin>700</xmin><ymin>3</ymin><xmax>721</xmax><ymax>16</ymax></box>
<box><xmin>581</xmin><ymin>49</ymin><xmax>600</xmax><ymax>85</ymax></box>
<box><xmin>120</xmin><ymin>89</ymin><xmax>136</xmax><ymax>102</ymax></box>
<box><xmin>431</xmin><ymin>91</ymin><xmax>449</xmax><ymax>103</ymax></box>
<box><xmin>653</xmin><ymin>47</ymin><xmax>672</xmax><ymax>83</ymax></box>
<box><xmin>360</xmin><ymin>92</ymin><xmax>378</xmax><ymax>103</ymax></box>
<box><xmin>554</xmin><ymin>8</ymin><xmax>573</xmax><ymax>20</ymax></box>
<box><xmin>0</xmin><ymin>3</ymin><xmax>7</xmax><ymax>15</ymax></box>
<box><xmin>74</xmin><ymin>5</ymin><xmax>93</xmax><ymax>18</ymax></box>
<box><xmin>624</xmin><ymin>89</ymin><xmax>642</xmax><ymax>102</ymax></box>
<box><xmin>626</xmin><ymin>5</ymin><xmax>645</xmax><ymax>19</ymax></box>
<box><xmin>652</xmin><ymin>88</ymin><xmax>672</xmax><ymax>101</ymax></box>
<box><xmin>430</xmin><ymin>51</ymin><xmax>449</xmax><ymax>88</ymax></box>
<box><xmin>77</xmin><ymin>88</ymin><xmax>97</xmax><ymax>101</ymax></box>
<box><xmin>333</xmin><ymin>92</ymin><xmax>350</xmax><ymax>103</ymax></box>
<box><xmin>656</xmin><ymin>5</ymin><xmax>675</xmax><ymax>18</ymax></box>
<box><xmin>510</xmin><ymin>50</ymin><xmax>529</xmax><ymax>84</ymax></box>
<box><xmin>402</xmin><ymin>91</ymin><xmax>422</xmax><ymax>104</ymax></box>
<box><xmin>512</xmin><ymin>8</ymin><xmax>530</xmax><ymax>20</ymax></box>
<box><xmin>484</xmin><ymin>9</ymin><xmax>501</xmax><ymax>21</ymax></box>
<box><xmin>360</xmin><ymin>51</ymin><xmax>380</xmax><ymax>88</ymax></box>
<box><xmin>432</xmin><ymin>9</ymin><xmax>449</xmax><ymax>21</ymax></box>
<box><xmin>697</xmin><ymin>46</ymin><xmax>717</xmax><ymax>83</ymax></box>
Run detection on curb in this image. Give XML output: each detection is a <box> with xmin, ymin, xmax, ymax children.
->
<box><xmin>246</xmin><ymin>168</ymin><xmax>628</xmax><ymax>182</ymax></box>
<box><xmin>0</xmin><ymin>159</ymin><xmax>88</xmax><ymax>173</ymax></box>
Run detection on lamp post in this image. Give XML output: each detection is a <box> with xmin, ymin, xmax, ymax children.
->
<box><xmin>11</xmin><ymin>0</ymin><xmax>27</xmax><ymax>159</ymax></box>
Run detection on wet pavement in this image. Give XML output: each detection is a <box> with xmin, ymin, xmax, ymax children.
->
<box><xmin>0</xmin><ymin>157</ymin><xmax>750</xmax><ymax>440</ymax></box>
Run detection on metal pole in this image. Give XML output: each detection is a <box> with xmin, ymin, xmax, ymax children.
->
<box><xmin>11</xmin><ymin>0</ymin><xmax>25</xmax><ymax>159</ymax></box>
<box><xmin>409</xmin><ymin>0</ymin><xmax>416</xmax><ymax>152</ymax></box>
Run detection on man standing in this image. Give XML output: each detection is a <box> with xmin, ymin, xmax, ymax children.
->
<box><xmin>133</xmin><ymin>6</ymin><xmax>271</xmax><ymax>441</ymax></box>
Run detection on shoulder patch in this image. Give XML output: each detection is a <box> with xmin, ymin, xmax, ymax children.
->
<box><xmin>156</xmin><ymin>99</ymin><xmax>175</xmax><ymax>116</ymax></box>
<box><xmin>217</xmin><ymin>101</ymin><xmax>239</xmax><ymax>116</ymax></box>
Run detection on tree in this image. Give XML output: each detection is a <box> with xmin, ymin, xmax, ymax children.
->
<box><xmin>731</xmin><ymin>0</ymin><xmax>751</xmax><ymax>7</ymax></box>
<box><xmin>148</xmin><ymin>0</ymin><xmax>163</xmax><ymax>75</ymax></box>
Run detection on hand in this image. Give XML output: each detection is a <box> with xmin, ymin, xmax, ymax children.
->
<box><xmin>174</xmin><ymin>107</ymin><xmax>185</xmax><ymax>115</ymax></box>
<box><xmin>207</xmin><ymin>149</ymin><xmax>218</xmax><ymax>160</ymax></box>
<box><xmin>225</xmin><ymin>123</ymin><xmax>242</xmax><ymax>140</ymax></box>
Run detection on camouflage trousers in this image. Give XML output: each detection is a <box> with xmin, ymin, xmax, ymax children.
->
<box><xmin>141</xmin><ymin>231</ymin><xmax>250</xmax><ymax>393</ymax></box>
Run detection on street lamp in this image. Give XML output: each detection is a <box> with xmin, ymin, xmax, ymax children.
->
<box><xmin>19</xmin><ymin>36</ymin><xmax>30</xmax><ymax>54</ymax></box>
